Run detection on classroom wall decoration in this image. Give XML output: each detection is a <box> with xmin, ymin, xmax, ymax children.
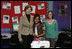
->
<box><xmin>3</xmin><ymin>15</ymin><xmax>10</xmax><ymax>23</ymax></box>
<box><xmin>53</xmin><ymin>1</ymin><xmax>71</xmax><ymax>31</ymax></box>
<box><xmin>37</xmin><ymin>3</ymin><xmax>45</xmax><ymax>10</ymax></box>
<box><xmin>1</xmin><ymin>1</ymin><xmax>47</xmax><ymax>28</ymax></box>
<box><xmin>12</xmin><ymin>16</ymin><xmax>18</xmax><ymax>24</ymax></box>
<box><xmin>58</xmin><ymin>3</ymin><xmax>68</xmax><ymax>17</ymax></box>
<box><xmin>2</xmin><ymin>2</ymin><xmax>11</xmax><ymax>9</ymax></box>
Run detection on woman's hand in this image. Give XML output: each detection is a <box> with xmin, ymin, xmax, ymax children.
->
<box><xmin>19</xmin><ymin>38</ymin><xmax>23</xmax><ymax>42</ymax></box>
<box><xmin>33</xmin><ymin>33</ymin><xmax>39</xmax><ymax>37</ymax></box>
<box><xmin>35</xmin><ymin>35</ymin><xmax>39</xmax><ymax>37</ymax></box>
<box><xmin>33</xmin><ymin>33</ymin><xmax>35</xmax><ymax>36</ymax></box>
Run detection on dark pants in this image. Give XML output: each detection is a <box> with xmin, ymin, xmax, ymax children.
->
<box><xmin>21</xmin><ymin>34</ymin><xmax>34</xmax><ymax>48</ymax></box>
<box><xmin>46</xmin><ymin>38</ymin><xmax>57</xmax><ymax>48</ymax></box>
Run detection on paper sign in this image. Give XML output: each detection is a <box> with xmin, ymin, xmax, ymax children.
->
<box><xmin>31</xmin><ymin>5</ymin><xmax>36</xmax><ymax>13</ymax></box>
<box><xmin>12</xmin><ymin>16</ymin><xmax>18</xmax><ymax>24</ymax></box>
<box><xmin>40</xmin><ymin>15</ymin><xmax>45</xmax><ymax>22</ymax></box>
<box><xmin>22</xmin><ymin>11</ymin><xmax>25</xmax><ymax>16</ymax></box>
<box><xmin>14</xmin><ymin>6</ymin><xmax>21</xmax><ymax>14</ymax></box>
<box><xmin>2</xmin><ymin>2</ymin><xmax>11</xmax><ymax>9</ymax></box>
<box><xmin>38</xmin><ymin>3</ymin><xmax>45</xmax><ymax>10</ymax></box>
<box><xmin>3</xmin><ymin>15</ymin><xmax>10</xmax><ymax>23</ymax></box>
<box><xmin>22</xmin><ymin>3</ymin><xmax>28</xmax><ymax>10</ymax></box>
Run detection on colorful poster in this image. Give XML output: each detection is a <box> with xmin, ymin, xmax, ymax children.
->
<box><xmin>13</xmin><ymin>24</ymin><xmax>19</xmax><ymax>31</ymax></box>
<box><xmin>58</xmin><ymin>4</ymin><xmax>67</xmax><ymax>17</ymax></box>
<box><xmin>3</xmin><ymin>15</ymin><xmax>10</xmax><ymax>23</ymax></box>
<box><xmin>2</xmin><ymin>2</ymin><xmax>11</xmax><ymax>9</ymax></box>
<box><xmin>12</xmin><ymin>16</ymin><xmax>18</xmax><ymax>24</ymax></box>
<box><xmin>14</xmin><ymin>6</ymin><xmax>21</xmax><ymax>14</ymax></box>
<box><xmin>40</xmin><ymin>15</ymin><xmax>45</xmax><ymax>22</ymax></box>
<box><xmin>22</xmin><ymin>11</ymin><xmax>25</xmax><ymax>16</ymax></box>
<box><xmin>22</xmin><ymin>3</ymin><xmax>28</xmax><ymax>10</ymax></box>
<box><xmin>31</xmin><ymin>5</ymin><xmax>36</xmax><ymax>13</ymax></box>
<box><xmin>38</xmin><ymin>3</ymin><xmax>45</xmax><ymax>10</ymax></box>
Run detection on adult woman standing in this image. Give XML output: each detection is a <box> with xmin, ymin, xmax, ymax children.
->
<box><xmin>44</xmin><ymin>11</ymin><xmax>58</xmax><ymax>48</ymax></box>
<box><xmin>18</xmin><ymin>5</ymin><xmax>34</xmax><ymax>48</ymax></box>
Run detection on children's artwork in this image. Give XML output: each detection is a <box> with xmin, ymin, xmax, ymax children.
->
<box><xmin>38</xmin><ymin>3</ymin><xmax>45</xmax><ymax>10</ymax></box>
<box><xmin>40</xmin><ymin>15</ymin><xmax>45</xmax><ymax>22</ymax></box>
<box><xmin>2</xmin><ymin>2</ymin><xmax>11</xmax><ymax>9</ymax></box>
<box><xmin>12</xmin><ymin>16</ymin><xmax>18</xmax><ymax>24</ymax></box>
<box><xmin>58</xmin><ymin>4</ymin><xmax>68</xmax><ymax>17</ymax></box>
<box><xmin>22</xmin><ymin>3</ymin><xmax>28</xmax><ymax>10</ymax></box>
<box><xmin>14</xmin><ymin>6</ymin><xmax>21</xmax><ymax>14</ymax></box>
<box><xmin>13</xmin><ymin>24</ymin><xmax>19</xmax><ymax>31</ymax></box>
<box><xmin>31</xmin><ymin>5</ymin><xmax>36</xmax><ymax>13</ymax></box>
<box><xmin>22</xmin><ymin>11</ymin><xmax>25</xmax><ymax>16</ymax></box>
<box><xmin>3</xmin><ymin>15</ymin><xmax>10</xmax><ymax>23</ymax></box>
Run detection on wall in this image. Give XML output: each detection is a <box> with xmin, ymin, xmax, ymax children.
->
<box><xmin>1</xmin><ymin>1</ymin><xmax>71</xmax><ymax>33</ymax></box>
<box><xmin>1</xmin><ymin>1</ymin><xmax>47</xmax><ymax>33</ymax></box>
<box><xmin>48</xmin><ymin>1</ymin><xmax>53</xmax><ymax>11</ymax></box>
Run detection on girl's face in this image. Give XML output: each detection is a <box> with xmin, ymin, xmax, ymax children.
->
<box><xmin>48</xmin><ymin>12</ymin><xmax>53</xmax><ymax>19</ymax></box>
<box><xmin>35</xmin><ymin>17</ymin><xmax>39</xmax><ymax>24</ymax></box>
<box><xmin>26</xmin><ymin>8</ymin><xmax>31</xmax><ymax>14</ymax></box>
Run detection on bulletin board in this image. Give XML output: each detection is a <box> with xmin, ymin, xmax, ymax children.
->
<box><xmin>1</xmin><ymin>1</ymin><xmax>47</xmax><ymax>28</ymax></box>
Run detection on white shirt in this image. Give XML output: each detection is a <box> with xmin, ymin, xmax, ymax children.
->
<box><xmin>35</xmin><ymin>27</ymin><xmax>38</xmax><ymax>35</ymax></box>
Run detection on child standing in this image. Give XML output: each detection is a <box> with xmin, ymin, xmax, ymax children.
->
<box><xmin>33</xmin><ymin>14</ymin><xmax>45</xmax><ymax>41</ymax></box>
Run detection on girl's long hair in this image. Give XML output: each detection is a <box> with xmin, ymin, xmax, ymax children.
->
<box><xmin>33</xmin><ymin>14</ymin><xmax>42</xmax><ymax>32</ymax></box>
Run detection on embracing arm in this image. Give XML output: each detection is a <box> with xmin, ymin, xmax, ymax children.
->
<box><xmin>18</xmin><ymin>16</ymin><xmax>22</xmax><ymax>39</ymax></box>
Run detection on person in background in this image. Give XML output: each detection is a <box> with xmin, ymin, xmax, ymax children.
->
<box><xmin>44</xmin><ymin>10</ymin><xmax>58</xmax><ymax>48</ymax></box>
<box><xmin>33</xmin><ymin>14</ymin><xmax>45</xmax><ymax>41</ymax></box>
<box><xmin>18</xmin><ymin>5</ymin><xmax>34</xmax><ymax>48</ymax></box>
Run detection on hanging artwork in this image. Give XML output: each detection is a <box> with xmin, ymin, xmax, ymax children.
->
<box><xmin>31</xmin><ymin>5</ymin><xmax>36</xmax><ymax>13</ymax></box>
<box><xmin>37</xmin><ymin>3</ymin><xmax>45</xmax><ymax>10</ymax></box>
<box><xmin>3</xmin><ymin>15</ymin><xmax>10</xmax><ymax>23</ymax></box>
<box><xmin>22</xmin><ymin>3</ymin><xmax>28</xmax><ymax>10</ymax></box>
<box><xmin>2</xmin><ymin>2</ymin><xmax>11</xmax><ymax>9</ymax></box>
<box><xmin>12</xmin><ymin>16</ymin><xmax>18</xmax><ymax>24</ymax></box>
<box><xmin>14</xmin><ymin>6</ymin><xmax>21</xmax><ymax>14</ymax></box>
<box><xmin>58</xmin><ymin>3</ymin><xmax>68</xmax><ymax>17</ymax></box>
<box><xmin>40</xmin><ymin>15</ymin><xmax>45</xmax><ymax>22</ymax></box>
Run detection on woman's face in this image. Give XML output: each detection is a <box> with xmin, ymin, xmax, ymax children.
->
<box><xmin>26</xmin><ymin>8</ymin><xmax>31</xmax><ymax>14</ymax></box>
<box><xmin>48</xmin><ymin>12</ymin><xmax>53</xmax><ymax>19</ymax></box>
<box><xmin>35</xmin><ymin>17</ymin><xmax>40</xmax><ymax>24</ymax></box>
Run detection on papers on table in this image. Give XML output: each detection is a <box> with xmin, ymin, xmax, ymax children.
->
<box><xmin>31</xmin><ymin>41</ymin><xmax>50</xmax><ymax>48</ymax></box>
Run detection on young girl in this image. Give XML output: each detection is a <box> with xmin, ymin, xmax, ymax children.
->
<box><xmin>33</xmin><ymin>14</ymin><xmax>45</xmax><ymax>41</ymax></box>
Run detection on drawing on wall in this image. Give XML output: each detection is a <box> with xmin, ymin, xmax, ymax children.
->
<box><xmin>22</xmin><ymin>3</ymin><xmax>28</xmax><ymax>10</ymax></box>
<box><xmin>12</xmin><ymin>16</ymin><xmax>18</xmax><ymax>24</ymax></box>
<box><xmin>14</xmin><ymin>6</ymin><xmax>21</xmax><ymax>14</ymax></box>
<box><xmin>38</xmin><ymin>3</ymin><xmax>45</xmax><ymax>10</ymax></box>
<box><xmin>2</xmin><ymin>2</ymin><xmax>11</xmax><ymax>9</ymax></box>
<box><xmin>58</xmin><ymin>4</ymin><xmax>67</xmax><ymax>17</ymax></box>
<box><xmin>3</xmin><ymin>15</ymin><xmax>10</xmax><ymax>23</ymax></box>
<box><xmin>40</xmin><ymin>15</ymin><xmax>45</xmax><ymax>22</ymax></box>
<box><xmin>31</xmin><ymin>5</ymin><xmax>36</xmax><ymax>13</ymax></box>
